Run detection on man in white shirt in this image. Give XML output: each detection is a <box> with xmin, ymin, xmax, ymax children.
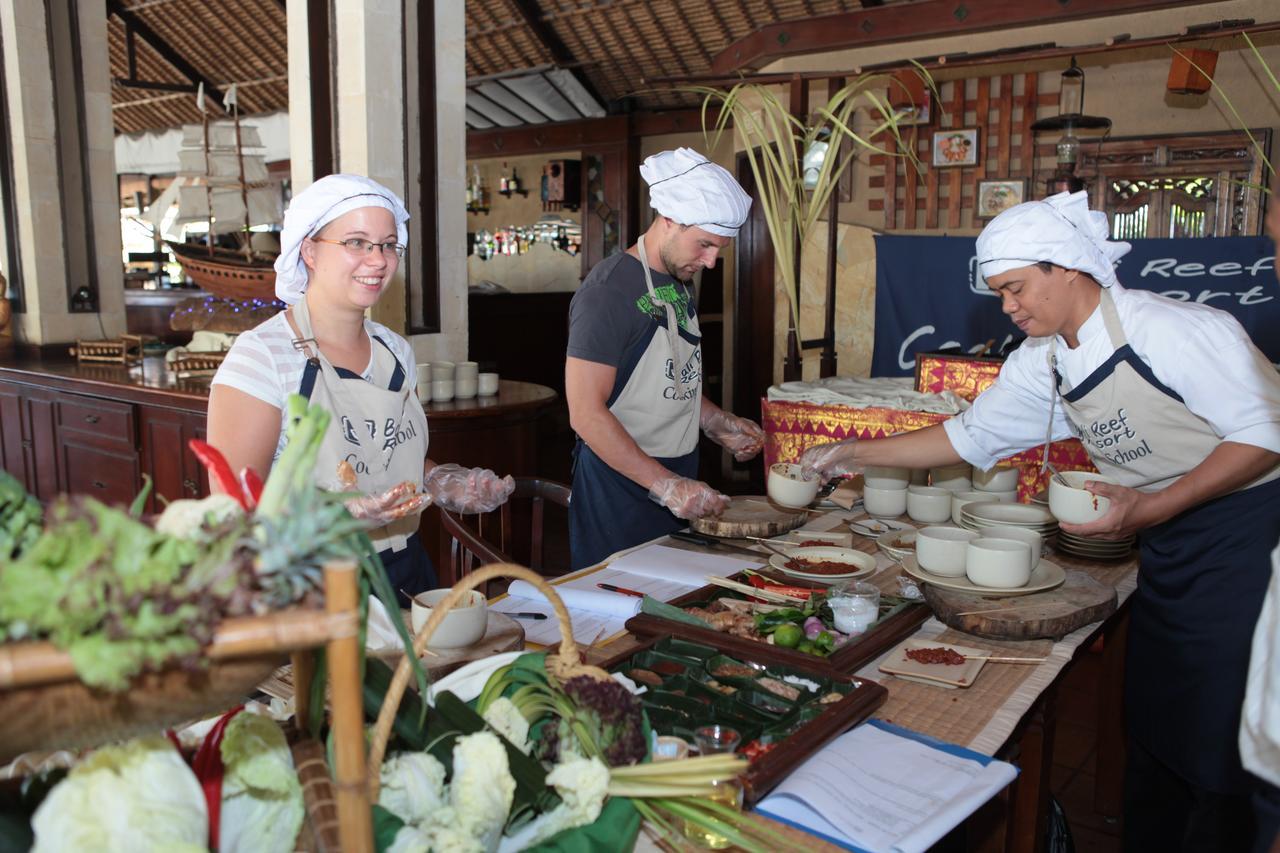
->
<box><xmin>802</xmin><ymin>191</ymin><xmax>1280</xmax><ymax>851</ymax></box>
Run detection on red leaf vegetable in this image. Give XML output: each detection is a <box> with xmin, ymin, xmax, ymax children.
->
<box><xmin>238</xmin><ymin>467</ymin><xmax>264</xmax><ymax>510</ymax></box>
<box><xmin>192</xmin><ymin>704</ymin><xmax>244</xmax><ymax>850</ymax></box>
<box><xmin>188</xmin><ymin>439</ymin><xmax>250</xmax><ymax>510</ymax></box>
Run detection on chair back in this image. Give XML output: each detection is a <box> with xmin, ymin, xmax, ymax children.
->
<box><xmin>437</xmin><ymin>477</ymin><xmax>571</xmax><ymax>585</ymax></box>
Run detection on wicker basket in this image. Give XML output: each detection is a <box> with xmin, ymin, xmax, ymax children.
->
<box><xmin>367</xmin><ymin>563</ymin><xmax>610</xmax><ymax>798</ymax></box>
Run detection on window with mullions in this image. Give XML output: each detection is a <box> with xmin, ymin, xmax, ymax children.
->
<box><xmin>1080</xmin><ymin>129</ymin><xmax>1271</xmax><ymax>239</ymax></box>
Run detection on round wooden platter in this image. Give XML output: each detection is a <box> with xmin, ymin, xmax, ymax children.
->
<box><xmin>923</xmin><ymin>569</ymin><xmax>1117</xmax><ymax>641</ymax></box>
<box><xmin>377</xmin><ymin>610</ymin><xmax>525</xmax><ymax>679</ymax></box>
<box><xmin>689</xmin><ymin>495</ymin><xmax>809</xmax><ymax>539</ymax></box>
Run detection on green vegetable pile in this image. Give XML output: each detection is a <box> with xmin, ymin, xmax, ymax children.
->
<box><xmin>0</xmin><ymin>394</ymin><xmax>422</xmax><ymax>695</ymax></box>
<box><xmin>0</xmin><ymin>470</ymin><xmax>40</xmax><ymax>560</ymax></box>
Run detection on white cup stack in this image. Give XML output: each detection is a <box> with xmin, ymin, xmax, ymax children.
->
<box><xmin>455</xmin><ymin>361</ymin><xmax>480</xmax><ymax>399</ymax></box>
<box><xmin>416</xmin><ymin>363</ymin><xmax>432</xmax><ymax>402</ymax></box>
<box><xmin>970</xmin><ymin>464</ymin><xmax>1019</xmax><ymax>503</ymax></box>
<box><xmin>863</xmin><ymin>466</ymin><xmax>910</xmax><ymax>518</ymax></box>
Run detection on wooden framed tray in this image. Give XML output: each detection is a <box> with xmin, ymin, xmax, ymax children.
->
<box><xmin>623</xmin><ymin>579</ymin><xmax>929</xmax><ymax>676</ymax></box>
<box><xmin>599</xmin><ymin>634</ymin><xmax>887</xmax><ymax>805</ymax></box>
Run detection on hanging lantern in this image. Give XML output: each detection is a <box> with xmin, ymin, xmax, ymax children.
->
<box><xmin>1030</xmin><ymin>57</ymin><xmax>1111</xmax><ymax>196</ymax></box>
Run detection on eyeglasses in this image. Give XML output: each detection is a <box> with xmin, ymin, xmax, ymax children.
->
<box><xmin>311</xmin><ymin>237</ymin><xmax>406</xmax><ymax>258</ymax></box>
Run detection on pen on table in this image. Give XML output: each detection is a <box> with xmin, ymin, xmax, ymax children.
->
<box><xmin>509</xmin><ymin>612</ymin><xmax>548</xmax><ymax>620</ymax></box>
<box><xmin>597</xmin><ymin>582</ymin><xmax>645</xmax><ymax>598</ymax></box>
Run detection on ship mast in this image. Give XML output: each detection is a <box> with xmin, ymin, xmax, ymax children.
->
<box><xmin>199</xmin><ymin>87</ymin><xmax>214</xmax><ymax>257</ymax></box>
<box><xmin>229</xmin><ymin>86</ymin><xmax>253</xmax><ymax>262</ymax></box>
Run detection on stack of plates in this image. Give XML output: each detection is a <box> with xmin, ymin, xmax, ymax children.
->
<box><xmin>1057</xmin><ymin>530</ymin><xmax>1135</xmax><ymax>560</ymax></box>
<box><xmin>959</xmin><ymin>501</ymin><xmax>1059</xmax><ymax>536</ymax></box>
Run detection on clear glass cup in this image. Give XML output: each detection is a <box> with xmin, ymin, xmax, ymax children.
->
<box><xmin>827</xmin><ymin>580</ymin><xmax>882</xmax><ymax>635</ymax></box>
<box><xmin>683</xmin><ymin>726</ymin><xmax>743</xmax><ymax>849</ymax></box>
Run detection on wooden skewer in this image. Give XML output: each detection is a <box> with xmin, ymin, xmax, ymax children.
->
<box><xmin>965</xmin><ymin>655</ymin><xmax>1047</xmax><ymax>664</ymax></box>
<box><xmin>703</xmin><ymin>575</ymin><xmax>807</xmax><ymax>604</ymax></box>
<box><xmin>954</xmin><ymin>604</ymin><xmax>1070</xmax><ymax>617</ymax></box>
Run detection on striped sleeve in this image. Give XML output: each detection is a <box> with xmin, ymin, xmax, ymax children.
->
<box><xmin>210</xmin><ymin>327</ymin><xmax>286</xmax><ymax>409</ymax></box>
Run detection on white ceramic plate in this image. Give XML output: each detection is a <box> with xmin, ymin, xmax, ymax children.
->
<box><xmin>899</xmin><ymin>554</ymin><xmax>1066</xmax><ymax>596</ymax></box>
<box><xmin>962</xmin><ymin>501</ymin><xmax>1056</xmax><ymax>526</ymax></box>
<box><xmin>768</xmin><ymin>546</ymin><xmax>877</xmax><ymax>581</ymax></box>
<box><xmin>878</xmin><ymin>639</ymin><xmax>989</xmax><ymax>689</ymax></box>
<box><xmin>876</xmin><ymin>528</ymin><xmax>917</xmax><ymax>559</ymax></box>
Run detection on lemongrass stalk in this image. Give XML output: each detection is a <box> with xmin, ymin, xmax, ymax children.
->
<box><xmin>607</xmin><ymin>782</ymin><xmax>720</xmax><ymax>797</ymax></box>
<box><xmin>650</xmin><ymin>797</ymin><xmax>768</xmax><ymax>852</ymax></box>
<box><xmin>608</xmin><ymin>756</ymin><xmax>746</xmax><ymax>776</ymax></box>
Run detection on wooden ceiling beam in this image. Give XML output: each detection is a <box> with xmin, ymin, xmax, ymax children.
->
<box><xmin>508</xmin><ymin>0</ymin><xmax>610</xmax><ymax>111</ymax></box>
<box><xmin>106</xmin><ymin>0</ymin><xmax>225</xmax><ymax>104</ymax></box>
<box><xmin>711</xmin><ymin>0</ymin><xmax>1239</xmax><ymax>73</ymax></box>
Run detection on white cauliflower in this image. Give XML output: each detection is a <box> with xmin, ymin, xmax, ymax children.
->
<box><xmin>481</xmin><ymin>697</ymin><xmax>531</xmax><ymax>754</ymax></box>
<box><xmin>155</xmin><ymin>494</ymin><xmax>243</xmax><ymax>540</ymax></box>
<box><xmin>497</xmin><ymin>756</ymin><xmax>610</xmax><ymax>852</ymax></box>
<box><xmin>379</xmin><ymin>752</ymin><xmax>448</xmax><ymax>825</ymax></box>
<box><xmin>449</xmin><ymin>733</ymin><xmax>515</xmax><ymax>851</ymax></box>
<box><xmin>386</xmin><ymin>815</ymin><xmax>484</xmax><ymax>853</ymax></box>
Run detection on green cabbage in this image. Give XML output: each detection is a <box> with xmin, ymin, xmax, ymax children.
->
<box><xmin>31</xmin><ymin>735</ymin><xmax>207</xmax><ymax>852</ymax></box>
<box><xmin>218</xmin><ymin>713</ymin><xmax>304</xmax><ymax>853</ymax></box>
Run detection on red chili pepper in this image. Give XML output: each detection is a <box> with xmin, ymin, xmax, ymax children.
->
<box><xmin>745</xmin><ymin>574</ymin><xmax>816</xmax><ymax>600</ymax></box>
<box><xmin>189</xmin><ymin>440</ymin><xmax>250</xmax><ymax>510</ymax></box>
<box><xmin>193</xmin><ymin>705</ymin><xmax>244</xmax><ymax>850</ymax></box>
<box><xmin>238</xmin><ymin>467</ymin><xmax>264</xmax><ymax>510</ymax></box>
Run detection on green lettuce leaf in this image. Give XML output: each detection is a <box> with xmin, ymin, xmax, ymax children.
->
<box><xmin>218</xmin><ymin>714</ymin><xmax>304</xmax><ymax>853</ymax></box>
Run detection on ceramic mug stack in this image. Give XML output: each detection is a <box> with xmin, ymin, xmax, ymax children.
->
<box><xmin>455</xmin><ymin>361</ymin><xmax>480</xmax><ymax>399</ymax></box>
<box><xmin>416</xmin><ymin>363</ymin><xmax>433</xmax><ymax>401</ymax></box>
<box><xmin>431</xmin><ymin>361</ymin><xmax>456</xmax><ymax>402</ymax></box>
<box><xmin>863</xmin><ymin>466</ymin><xmax>910</xmax><ymax>518</ymax></box>
<box><xmin>969</xmin><ymin>464</ymin><xmax>1019</xmax><ymax>503</ymax></box>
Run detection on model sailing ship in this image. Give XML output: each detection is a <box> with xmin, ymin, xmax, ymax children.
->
<box><xmin>166</xmin><ymin>85</ymin><xmax>283</xmax><ymax>302</ymax></box>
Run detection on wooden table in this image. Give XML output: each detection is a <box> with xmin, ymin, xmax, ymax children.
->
<box><xmin>418</xmin><ymin>380</ymin><xmax>558</xmax><ymax>582</ymax></box>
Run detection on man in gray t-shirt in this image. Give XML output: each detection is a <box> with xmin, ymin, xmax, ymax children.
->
<box><xmin>564</xmin><ymin>148</ymin><xmax>766</xmax><ymax>570</ymax></box>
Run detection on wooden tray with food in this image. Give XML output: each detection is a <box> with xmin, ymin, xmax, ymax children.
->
<box><xmin>599</xmin><ymin>634</ymin><xmax>887</xmax><ymax>805</ymax></box>
<box><xmin>623</xmin><ymin>572</ymin><xmax>930</xmax><ymax>676</ymax></box>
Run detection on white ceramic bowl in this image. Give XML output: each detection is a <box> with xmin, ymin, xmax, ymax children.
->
<box><xmin>915</xmin><ymin>525</ymin><xmax>980</xmax><ymax>577</ymax></box>
<box><xmin>977</xmin><ymin>524</ymin><xmax>1042</xmax><ymax>568</ymax></box>
<box><xmin>411</xmin><ymin>589</ymin><xmax>488</xmax><ymax>648</ymax></box>
<box><xmin>965</xmin><ymin>538</ymin><xmax>1033</xmax><ymax>588</ymax></box>
<box><xmin>907</xmin><ymin>485</ymin><xmax>952</xmax><ymax>524</ymax></box>
<box><xmin>455</xmin><ymin>361</ymin><xmax>480</xmax><ymax>382</ymax></box>
<box><xmin>1048</xmin><ymin>471</ymin><xmax>1116</xmax><ymax>524</ymax></box>
<box><xmin>930</xmin><ymin>463</ymin><xmax>972</xmax><ymax>492</ymax></box>
<box><xmin>478</xmin><ymin>372</ymin><xmax>500</xmax><ymax>396</ymax></box>
<box><xmin>863</xmin><ymin>483</ymin><xmax>908</xmax><ymax>518</ymax></box>
<box><xmin>455</xmin><ymin>379</ymin><xmax>479</xmax><ymax>399</ymax></box>
<box><xmin>430</xmin><ymin>361</ymin><xmax>456</xmax><ymax>381</ymax></box>
<box><xmin>768</xmin><ymin>463</ymin><xmax>820</xmax><ymax>508</ymax></box>
<box><xmin>972</xmin><ymin>465</ymin><xmax>1019</xmax><ymax>492</ymax></box>
<box><xmin>864</xmin><ymin>465</ymin><xmax>911</xmax><ymax>489</ymax></box>
<box><xmin>432</xmin><ymin>379</ymin><xmax>455</xmax><ymax>402</ymax></box>
<box><xmin>950</xmin><ymin>490</ymin><xmax>991</xmax><ymax>526</ymax></box>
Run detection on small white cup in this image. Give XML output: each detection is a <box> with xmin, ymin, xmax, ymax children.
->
<box><xmin>431</xmin><ymin>361</ymin><xmax>456</xmax><ymax>381</ymax></box>
<box><xmin>410</xmin><ymin>589</ymin><xmax>487</xmax><ymax>648</ymax></box>
<box><xmin>864</xmin><ymin>465</ymin><xmax>910</xmax><ymax>489</ymax></box>
<box><xmin>432</xmin><ymin>379</ymin><xmax>455</xmax><ymax>401</ymax></box>
<box><xmin>966</xmin><ymin>538</ymin><xmax>1033</xmax><ymax>588</ymax></box>
<box><xmin>979</xmin><ymin>524</ymin><xmax>1043</xmax><ymax>568</ymax></box>
<box><xmin>863</xmin><ymin>483</ymin><xmax>908</xmax><ymax>518</ymax></box>
<box><xmin>915</xmin><ymin>525</ymin><xmax>979</xmax><ymax>576</ymax></box>
<box><xmin>972</xmin><ymin>465</ymin><xmax>1019</xmax><ymax>492</ymax></box>
<box><xmin>455</xmin><ymin>361</ymin><xmax>480</xmax><ymax>383</ymax></box>
<box><xmin>907</xmin><ymin>485</ymin><xmax>953</xmax><ymax>524</ymax></box>
<box><xmin>455</xmin><ymin>379</ymin><xmax>478</xmax><ymax>399</ymax></box>
<box><xmin>767</xmin><ymin>462</ymin><xmax>820</xmax><ymax>508</ymax></box>
<box><xmin>478</xmin><ymin>372</ymin><xmax>500</xmax><ymax>396</ymax></box>
<box><xmin>416</xmin><ymin>363</ymin><xmax>433</xmax><ymax>402</ymax></box>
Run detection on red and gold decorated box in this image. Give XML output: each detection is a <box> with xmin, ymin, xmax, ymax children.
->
<box><xmin>762</xmin><ymin>354</ymin><xmax>1095</xmax><ymax>501</ymax></box>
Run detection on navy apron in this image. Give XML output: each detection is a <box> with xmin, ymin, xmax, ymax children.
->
<box><xmin>1049</xmin><ymin>288</ymin><xmax>1280</xmax><ymax>793</ymax></box>
<box><xmin>569</xmin><ymin>237</ymin><xmax>704</xmax><ymax>571</ymax></box>
<box><xmin>289</xmin><ymin>298</ymin><xmax>436</xmax><ymax>603</ymax></box>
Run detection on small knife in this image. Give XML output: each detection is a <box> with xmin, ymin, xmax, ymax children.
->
<box><xmin>668</xmin><ymin>530</ymin><xmax>768</xmax><ymax>559</ymax></box>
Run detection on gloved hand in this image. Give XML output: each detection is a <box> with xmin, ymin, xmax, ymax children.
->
<box><xmin>701</xmin><ymin>409</ymin><xmax>765</xmax><ymax>462</ymax></box>
<box><xmin>799</xmin><ymin>437</ymin><xmax>862</xmax><ymax>482</ymax></box>
<box><xmin>648</xmin><ymin>475</ymin><xmax>730</xmax><ymax>520</ymax></box>
<box><xmin>424</xmin><ymin>463</ymin><xmax>516</xmax><ymax>514</ymax></box>
<box><xmin>344</xmin><ymin>480</ymin><xmax>431</xmax><ymax>525</ymax></box>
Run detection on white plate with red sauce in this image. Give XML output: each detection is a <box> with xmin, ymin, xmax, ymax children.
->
<box><xmin>768</xmin><ymin>546</ymin><xmax>877</xmax><ymax>582</ymax></box>
<box><xmin>879</xmin><ymin>639</ymin><xmax>989</xmax><ymax>689</ymax></box>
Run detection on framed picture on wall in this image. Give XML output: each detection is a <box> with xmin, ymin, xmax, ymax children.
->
<box><xmin>976</xmin><ymin>178</ymin><xmax>1028</xmax><ymax>219</ymax></box>
<box><xmin>932</xmin><ymin>128</ymin><xmax>979</xmax><ymax>168</ymax></box>
<box><xmin>892</xmin><ymin>93</ymin><xmax>932</xmax><ymax>126</ymax></box>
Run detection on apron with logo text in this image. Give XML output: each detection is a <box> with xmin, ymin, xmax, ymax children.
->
<box><xmin>570</xmin><ymin>238</ymin><xmax>703</xmax><ymax>570</ymax></box>
<box><xmin>290</xmin><ymin>297</ymin><xmax>434</xmax><ymax>596</ymax></box>
<box><xmin>1048</xmin><ymin>287</ymin><xmax>1280</xmax><ymax>792</ymax></box>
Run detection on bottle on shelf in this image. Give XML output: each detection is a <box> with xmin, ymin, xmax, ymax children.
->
<box><xmin>499</xmin><ymin>162</ymin><xmax>509</xmax><ymax>193</ymax></box>
<box><xmin>509</xmin><ymin>166</ymin><xmax>521</xmax><ymax>194</ymax></box>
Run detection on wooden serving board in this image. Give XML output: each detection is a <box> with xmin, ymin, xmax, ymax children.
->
<box><xmin>690</xmin><ymin>496</ymin><xmax>808</xmax><ymax>539</ymax></box>
<box><xmin>382</xmin><ymin>610</ymin><xmax>525</xmax><ymax>679</ymax></box>
<box><xmin>924</xmin><ymin>569</ymin><xmax>1117</xmax><ymax>641</ymax></box>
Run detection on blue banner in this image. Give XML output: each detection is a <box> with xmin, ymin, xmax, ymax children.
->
<box><xmin>870</xmin><ymin>235</ymin><xmax>1279</xmax><ymax>376</ymax></box>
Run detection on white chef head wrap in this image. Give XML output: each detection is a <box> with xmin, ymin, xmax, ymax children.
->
<box><xmin>975</xmin><ymin>190</ymin><xmax>1131</xmax><ymax>288</ymax></box>
<box><xmin>273</xmin><ymin>174</ymin><xmax>410</xmax><ymax>304</ymax></box>
<box><xmin>640</xmin><ymin>148</ymin><xmax>751</xmax><ymax>238</ymax></box>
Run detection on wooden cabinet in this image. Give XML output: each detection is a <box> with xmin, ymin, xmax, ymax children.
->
<box><xmin>139</xmin><ymin>406</ymin><xmax>209</xmax><ymax>512</ymax></box>
<box><xmin>0</xmin><ymin>379</ymin><xmax>61</xmax><ymax>502</ymax></box>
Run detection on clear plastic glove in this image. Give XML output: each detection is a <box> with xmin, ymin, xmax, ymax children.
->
<box><xmin>343</xmin><ymin>480</ymin><xmax>431</xmax><ymax>526</ymax></box>
<box><xmin>648</xmin><ymin>475</ymin><xmax>730</xmax><ymax>520</ymax></box>
<box><xmin>799</xmin><ymin>437</ymin><xmax>862</xmax><ymax>482</ymax></box>
<box><xmin>424</xmin><ymin>463</ymin><xmax>516</xmax><ymax>514</ymax></box>
<box><xmin>701</xmin><ymin>409</ymin><xmax>765</xmax><ymax>462</ymax></box>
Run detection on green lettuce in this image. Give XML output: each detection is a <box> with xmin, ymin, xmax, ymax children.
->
<box><xmin>218</xmin><ymin>713</ymin><xmax>304</xmax><ymax>853</ymax></box>
<box><xmin>31</xmin><ymin>735</ymin><xmax>207</xmax><ymax>852</ymax></box>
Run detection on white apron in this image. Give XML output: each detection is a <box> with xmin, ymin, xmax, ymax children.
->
<box><xmin>289</xmin><ymin>296</ymin><xmax>430</xmax><ymax>553</ymax></box>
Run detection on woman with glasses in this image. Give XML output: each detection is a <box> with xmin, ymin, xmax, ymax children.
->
<box><xmin>801</xmin><ymin>191</ymin><xmax>1280</xmax><ymax>852</ymax></box>
<box><xmin>208</xmin><ymin>174</ymin><xmax>513</xmax><ymax>602</ymax></box>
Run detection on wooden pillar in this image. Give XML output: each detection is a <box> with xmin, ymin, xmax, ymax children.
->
<box><xmin>324</xmin><ymin>560</ymin><xmax>372</xmax><ymax>853</ymax></box>
<box><xmin>821</xmin><ymin>77</ymin><xmax>844</xmax><ymax>379</ymax></box>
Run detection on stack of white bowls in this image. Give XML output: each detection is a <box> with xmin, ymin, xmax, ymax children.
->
<box><xmin>914</xmin><ymin>525</ymin><xmax>1039</xmax><ymax>589</ymax></box>
<box><xmin>970</xmin><ymin>464</ymin><xmax>1019</xmax><ymax>502</ymax></box>
<box><xmin>958</xmin><ymin>500</ymin><xmax>1059</xmax><ymax>543</ymax></box>
<box><xmin>1049</xmin><ymin>471</ymin><xmax>1136</xmax><ymax>560</ymax></box>
<box><xmin>416</xmin><ymin>360</ymin><xmax>500</xmax><ymax>402</ymax></box>
<box><xmin>863</xmin><ymin>466</ymin><xmax>910</xmax><ymax>518</ymax></box>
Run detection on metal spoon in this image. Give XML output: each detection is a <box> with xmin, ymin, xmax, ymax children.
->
<box><xmin>1043</xmin><ymin>461</ymin><xmax>1071</xmax><ymax>488</ymax></box>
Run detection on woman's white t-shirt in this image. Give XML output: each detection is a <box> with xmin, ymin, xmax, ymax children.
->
<box><xmin>210</xmin><ymin>311</ymin><xmax>419</xmax><ymax>461</ymax></box>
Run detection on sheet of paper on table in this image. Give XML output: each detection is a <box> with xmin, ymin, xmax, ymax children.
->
<box><xmin>756</xmin><ymin>720</ymin><xmax>1018</xmax><ymax>853</ymax></box>
<box><xmin>492</xmin><ymin>544</ymin><xmax>760</xmax><ymax>645</ymax></box>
